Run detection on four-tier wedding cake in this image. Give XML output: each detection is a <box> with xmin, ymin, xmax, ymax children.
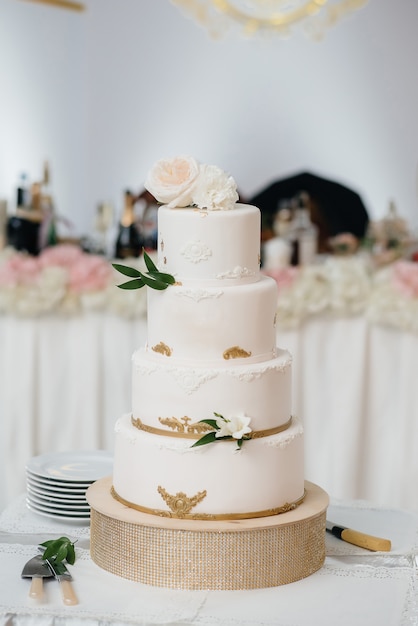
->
<box><xmin>87</xmin><ymin>156</ymin><xmax>328</xmax><ymax>590</ymax></box>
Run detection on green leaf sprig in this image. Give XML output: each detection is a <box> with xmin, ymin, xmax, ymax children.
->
<box><xmin>112</xmin><ymin>250</ymin><xmax>175</xmax><ymax>291</ymax></box>
<box><xmin>39</xmin><ymin>536</ymin><xmax>77</xmax><ymax>565</ymax></box>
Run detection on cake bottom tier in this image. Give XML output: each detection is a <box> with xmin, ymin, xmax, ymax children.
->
<box><xmin>87</xmin><ymin>477</ymin><xmax>328</xmax><ymax>590</ymax></box>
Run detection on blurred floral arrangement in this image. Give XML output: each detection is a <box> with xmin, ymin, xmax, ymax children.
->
<box><xmin>0</xmin><ymin>244</ymin><xmax>148</xmax><ymax>318</ymax></box>
<box><xmin>263</xmin><ymin>255</ymin><xmax>418</xmax><ymax>334</ymax></box>
<box><xmin>1</xmin><ymin>244</ymin><xmax>418</xmax><ymax>334</ymax></box>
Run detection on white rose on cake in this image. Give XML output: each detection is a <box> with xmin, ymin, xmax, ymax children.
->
<box><xmin>145</xmin><ymin>155</ymin><xmax>200</xmax><ymax>209</ymax></box>
<box><xmin>145</xmin><ymin>156</ymin><xmax>238</xmax><ymax>211</ymax></box>
<box><xmin>192</xmin><ymin>164</ymin><xmax>238</xmax><ymax>211</ymax></box>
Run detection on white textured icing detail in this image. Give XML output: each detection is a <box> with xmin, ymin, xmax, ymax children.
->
<box><xmin>169</xmin><ymin>368</ymin><xmax>219</xmax><ymax>394</ymax></box>
<box><xmin>180</xmin><ymin>240</ymin><xmax>212</xmax><ymax>264</ymax></box>
<box><xmin>264</xmin><ymin>422</ymin><xmax>304</xmax><ymax>448</ymax></box>
<box><xmin>216</xmin><ymin>266</ymin><xmax>255</xmax><ymax>280</ymax></box>
<box><xmin>131</xmin><ymin>349</ymin><xmax>292</xmax><ymax>431</ymax></box>
<box><xmin>175</xmin><ymin>288</ymin><xmax>224</xmax><ymax>302</ymax></box>
<box><xmin>113</xmin><ymin>413</ymin><xmax>305</xmax><ymax>515</ymax></box>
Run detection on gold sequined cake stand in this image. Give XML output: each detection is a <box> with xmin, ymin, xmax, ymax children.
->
<box><xmin>87</xmin><ymin>477</ymin><xmax>328</xmax><ymax>590</ymax></box>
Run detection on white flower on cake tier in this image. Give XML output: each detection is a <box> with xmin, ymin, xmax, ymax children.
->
<box><xmin>145</xmin><ymin>155</ymin><xmax>200</xmax><ymax>209</ymax></box>
<box><xmin>215</xmin><ymin>413</ymin><xmax>252</xmax><ymax>440</ymax></box>
<box><xmin>144</xmin><ymin>156</ymin><xmax>238</xmax><ymax>211</ymax></box>
<box><xmin>192</xmin><ymin>164</ymin><xmax>238</xmax><ymax>211</ymax></box>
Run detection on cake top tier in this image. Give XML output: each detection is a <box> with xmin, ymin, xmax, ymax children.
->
<box><xmin>144</xmin><ymin>156</ymin><xmax>261</xmax><ymax>285</ymax></box>
<box><xmin>145</xmin><ymin>155</ymin><xmax>239</xmax><ymax>212</ymax></box>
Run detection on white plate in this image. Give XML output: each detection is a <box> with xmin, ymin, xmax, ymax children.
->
<box><xmin>27</xmin><ymin>492</ymin><xmax>90</xmax><ymax>511</ymax></box>
<box><xmin>26</xmin><ymin>450</ymin><xmax>113</xmax><ymax>483</ymax></box>
<box><xmin>26</xmin><ymin>499</ymin><xmax>90</xmax><ymax>520</ymax></box>
<box><xmin>26</xmin><ymin>470</ymin><xmax>92</xmax><ymax>489</ymax></box>
<box><xmin>26</xmin><ymin>475</ymin><xmax>89</xmax><ymax>494</ymax></box>
<box><xmin>26</xmin><ymin>483</ymin><xmax>88</xmax><ymax>502</ymax></box>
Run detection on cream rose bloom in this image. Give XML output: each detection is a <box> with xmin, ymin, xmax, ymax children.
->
<box><xmin>192</xmin><ymin>164</ymin><xmax>238</xmax><ymax>211</ymax></box>
<box><xmin>145</xmin><ymin>156</ymin><xmax>200</xmax><ymax>209</ymax></box>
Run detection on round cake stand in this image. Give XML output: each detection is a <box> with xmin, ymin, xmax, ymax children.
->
<box><xmin>87</xmin><ymin>477</ymin><xmax>328</xmax><ymax>590</ymax></box>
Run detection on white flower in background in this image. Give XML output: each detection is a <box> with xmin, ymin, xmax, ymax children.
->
<box><xmin>145</xmin><ymin>156</ymin><xmax>200</xmax><ymax>209</ymax></box>
<box><xmin>192</xmin><ymin>164</ymin><xmax>238</xmax><ymax>211</ymax></box>
<box><xmin>215</xmin><ymin>413</ymin><xmax>252</xmax><ymax>440</ymax></box>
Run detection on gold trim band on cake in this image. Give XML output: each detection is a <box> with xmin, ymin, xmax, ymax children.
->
<box><xmin>110</xmin><ymin>485</ymin><xmax>306</xmax><ymax>520</ymax></box>
<box><xmin>131</xmin><ymin>415</ymin><xmax>293</xmax><ymax>440</ymax></box>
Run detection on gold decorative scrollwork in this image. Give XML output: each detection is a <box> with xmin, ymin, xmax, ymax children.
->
<box><xmin>157</xmin><ymin>486</ymin><xmax>207</xmax><ymax>517</ymax></box>
<box><xmin>152</xmin><ymin>342</ymin><xmax>172</xmax><ymax>356</ymax></box>
<box><xmin>223</xmin><ymin>346</ymin><xmax>252</xmax><ymax>359</ymax></box>
<box><xmin>159</xmin><ymin>416</ymin><xmax>214</xmax><ymax>434</ymax></box>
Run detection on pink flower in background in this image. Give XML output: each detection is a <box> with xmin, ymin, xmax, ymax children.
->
<box><xmin>0</xmin><ymin>254</ymin><xmax>40</xmax><ymax>286</ymax></box>
<box><xmin>69</xmin><ymin>254</ymin><xmax>112</xmax><ymax>293</ymax></box>
<box><xmin>392</xmin><ymin>260</ymin><xmax>418</xmax><ymax>298</ymax></box>
<box><xmin>39</xmin><ymin>244</ymin><xmax>83</xmax><ymax>268</ymax></box>
<box><xmin>262</xmin><ymin>267</ymin><xmax>299</xmax><ymax>293</ymax></box>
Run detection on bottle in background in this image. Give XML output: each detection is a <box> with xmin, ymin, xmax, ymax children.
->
<box><xmin>286</xmin><ymin>192</ymin><xmax>318</xmax><ymax>266</ymax></box>
<box><xmin>16</xmin><ymin>173</ymin><xmax>29</xmax><ymax>208</ymax></box>
<box><xmin>114</xmin><ymin>190</ymin><xmax>143</xmax><ymax>259</ymax></box>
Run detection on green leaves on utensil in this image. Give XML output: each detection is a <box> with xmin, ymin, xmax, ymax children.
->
<box><xmin>112</xmin><ymin>250</ymin><xmax>175</xmax><ymax>291</ymax></box>
<box><xmin>39</xmin><ymin>536</ymin><xmax>76</xmax><ymax>565</ymax></box>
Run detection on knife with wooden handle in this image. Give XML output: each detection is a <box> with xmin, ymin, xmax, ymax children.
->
<box><xmin>43</xmin><ymin>557</ymin><xmax>78</xmax><ymax>605</ymax></box>
<box><xmin>326</xmin><ymin>521</ymin><xmax>391</xmax><ymax>552</ymax></box>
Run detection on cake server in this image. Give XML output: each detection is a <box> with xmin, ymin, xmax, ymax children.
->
<box><xmin>21</xmin><ymin>554</ymin><xmax>53</xmax><ymax>599</ymax></box>
<box><xmin>326</xmin><ymin>520</ymin><xmax>391</xmax><ymax>552</ymax></box>
<box><xmin>40</xmin><ymin>553</ymin><xmax>78</xmax><ymax>605</ymax></box>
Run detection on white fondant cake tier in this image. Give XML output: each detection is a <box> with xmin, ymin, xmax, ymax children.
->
<box><xmin>157</xmin><ymin>204</ymin><xmax>261</xmax><ymax>285</ymax></box>
<box><xmin>132</xmin><ymin>348</ymin><xmax>292</xmax><ymax>431</ymax></box>
<box><xmin>146</xmin><ymin>275</ymin><xmax>278</xmax><ymax>364</ymax></box>
<box><xmin>113</xmin><ymin>413</ymin><xmax>305</xmax><ymax>517</ymax></box>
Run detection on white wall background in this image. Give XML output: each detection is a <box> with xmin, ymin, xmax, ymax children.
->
<box><xmin>0</xmin><ymin>0</ymin><xmax>417</xmax><ymax>236</ymax></box>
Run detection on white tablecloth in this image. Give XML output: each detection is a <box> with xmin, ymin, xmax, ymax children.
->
<box><xmin>0</xmin><ymin>495</ymin><xmax>417</xmax><ymax>626</ymax></box>
<box><xmin>1</xmin><ymin>312</ymin><xmax>418</xmax><ymax>512</ymax></box>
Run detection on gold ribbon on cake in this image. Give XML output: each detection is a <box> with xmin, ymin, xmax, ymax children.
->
<box><xmin>110</xmin><ymin>484</ymin><xmax>306</xmax><ymax>520</ymax></box>
<box><xmin>131</xmin><ymin>415</ymin><xmax>293</xmax><ymax>440</ymax></box>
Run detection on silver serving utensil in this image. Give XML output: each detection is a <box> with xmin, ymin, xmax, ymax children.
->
<box><xmin>40</xmin><ymin>553</ymin><xmax>78</xmax><ymax>606</ymax></box>
<box><xmin>21</xmin><ymin>554</ymin><xmax>53</xmax><ymax>599</ymax></box>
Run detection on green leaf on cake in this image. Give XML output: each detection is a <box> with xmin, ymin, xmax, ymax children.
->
<box><xmin>112</xmin><ymin>263</ymin><xmax>143</xmax><ymax>278</ymax></box>
<box><xmin>191</xmin><ymin>432</ymin><xmax>218</xmax><ymax>447</ymax></box>
<box><xmin>117</xmin><ymin>278</ymin><xmax>146</xmax><ymax>290</ymax></box>
<box><xmin>112</xmin><ymin>250</ymin><xmax>175</xmax><ymax>291</ymax></box>
<box><xmin>143</xmin><ymin>251</ymin><xmax>158</xmax><ymax>272</ymax></box>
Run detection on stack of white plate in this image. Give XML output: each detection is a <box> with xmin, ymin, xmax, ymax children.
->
<box><xmin>25</xmin><ymin>450</ymin><xmax>113</xmax><ymax>521</ymax></box>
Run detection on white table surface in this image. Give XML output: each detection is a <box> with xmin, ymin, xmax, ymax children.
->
<box><xmin>0</xmin><ymin>495</ymin><xmax>417</xmax><ymax>626</ymax></box>
<box><xmin>1</xmin><ymin>312</ymin><xmax>418</xmax><ymax>513</ymax></box>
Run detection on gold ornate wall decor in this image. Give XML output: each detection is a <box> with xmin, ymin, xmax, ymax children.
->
<box><xmin>170</xmin><ymin>0</ymin><xmax>369</xmax><ymax>40</ymax></box>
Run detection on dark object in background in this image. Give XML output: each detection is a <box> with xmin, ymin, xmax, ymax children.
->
<box><xmin>249</xmin><ymin>172</ymin><xmax>370</xmax><ymax>252</ymax></box>
<box><xmin>114</xmin><ymin>190</ymin><xmax>143</xmax><ymax>259</ymax></box>
<box><xmin>7</xmin><ymin>216</ymin><xmax>40</xmax><ymax>256</ymax></box>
